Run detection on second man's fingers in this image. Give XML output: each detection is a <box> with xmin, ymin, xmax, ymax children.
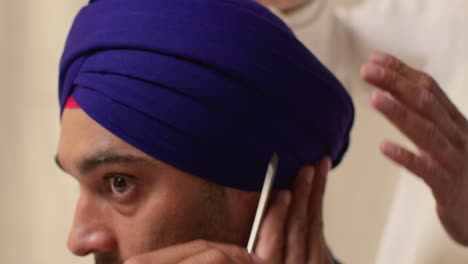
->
<box><xmin>366</xmin><ymin>51</ymin><xmax>468</xmax><ymax>133</ymax></box>
<box><xmin>361</xmin><ymin>62</ymin><xmax>465</xmax><ymax>149</ymax></box>
<box><xmin>368</xmin><ymin>51</ymin><xmax>422</xmax><ymax>83</ymax></box>
<box><xmin>380</xmin><ymin>141</ymin><xmax>455</xmax><ymax>205</ymax></box>
<box><xmin>371</xmin><ymin>90</ymin><xmax>464</xmax><ymax>170</ymax></box>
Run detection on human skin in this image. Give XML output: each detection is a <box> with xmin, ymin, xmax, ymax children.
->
<box><xmin>361</xmin><ymin>51</ymin><xmax>468</xmax><ymax>246</ymax></box>
<box><xmin>57</xmin><ymin>108</ymin><xmax>259</xmax><ymax>262</ymax></box>
<box><xmin>57</xmin><ymin>108</ymin><xmax>333</xmax><ymax>264</ymax></box>
<box><xmin>258</xmin><ymin>0</ymin><xmax>468</xmax><ymax>247</ymax></box>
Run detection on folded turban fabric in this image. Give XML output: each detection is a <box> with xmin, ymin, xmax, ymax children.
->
<box><xmin>59</xmin><ymin>0</ymin><xmax>354</xmax><ymax>191</ymax></box>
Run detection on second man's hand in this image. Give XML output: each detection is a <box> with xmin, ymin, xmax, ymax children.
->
<box><xmin>361</xmin><ymin>51</ymin><xmax>468</xmax><ymax>246</ymax></box>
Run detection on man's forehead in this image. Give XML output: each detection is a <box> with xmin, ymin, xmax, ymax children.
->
<box><xmin>60</xmin><ymin>109</ymin><xmax>116</xmax><ymax>158</ymax></box>
<box><xmin>58</xmin><ymin>109</ymin><xmax>158</xmax><ymax>173</ymax></box>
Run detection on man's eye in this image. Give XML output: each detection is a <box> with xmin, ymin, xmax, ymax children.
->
<box><xmin>110</xmin><ymin>176</ymin><xmax>131</xmax><ymax>194</ymax></box>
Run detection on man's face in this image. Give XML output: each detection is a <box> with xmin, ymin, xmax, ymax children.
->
<box><xmin>57</xmin><ymin>108</ymin><xmax>260</xmax><ymax>264</ymax></box>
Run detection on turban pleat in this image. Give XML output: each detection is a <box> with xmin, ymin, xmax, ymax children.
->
<box><xmin>59</xmin><ymin>0</ymin><xmax>354</xmax><ymax>191</ymax></box>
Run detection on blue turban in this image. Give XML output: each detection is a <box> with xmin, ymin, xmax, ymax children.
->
<box><xmin>59</xmin><ymin>0</ymin><xmax>354</xmax><ymax>191</ymax></box>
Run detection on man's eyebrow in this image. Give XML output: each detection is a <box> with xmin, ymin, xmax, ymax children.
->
<box><xmin>54</xmin><ymin>152</ymin><xmax>157</xmax><ymax>175</ymax></box>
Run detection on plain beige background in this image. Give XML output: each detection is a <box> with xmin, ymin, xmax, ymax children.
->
<box><xmin>0</xmin><ymin>0</ymin><xmax>442</xmax><ymax>264</ymax></box>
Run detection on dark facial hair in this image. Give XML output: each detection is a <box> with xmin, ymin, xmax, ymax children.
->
<box><xmin>95</xmin><ymin>253</ymin><xmax>120</xmax><ymax>264</ymax></box>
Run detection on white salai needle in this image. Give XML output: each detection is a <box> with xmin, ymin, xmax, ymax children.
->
<box><xmin>247</xmin><ymin>152</ymin><xmax>279</xmax><ymax>253</ymax></box>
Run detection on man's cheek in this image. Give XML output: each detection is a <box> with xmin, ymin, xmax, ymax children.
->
<box><xmin>114</xmin><ymin>215</ymin><xmax>173</xmax><ymax>260</ymax></box>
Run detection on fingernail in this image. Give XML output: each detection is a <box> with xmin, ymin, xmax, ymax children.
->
<box><xmin>372</xmin><ymin>91</ymin><xmax>393</xmax><ymax>113</ymax></box>
<box><xmin>281</xmin><ymin>191</ymin><xmax>291</xmax><ymax>205</ymax></box>
<box><xmin>371</xmin><ymin>51</ymin><xmax>391</xmax><ymax>66</ymax></box>
<box><xmin>382</xmin><ymin>142</ymin><xmax>400</xmax><ymax>157</ymax></box>
<box><xmin>363</xmin><ymin>64</ymin><xmax>384</xmax><ymax>82</ymax></box>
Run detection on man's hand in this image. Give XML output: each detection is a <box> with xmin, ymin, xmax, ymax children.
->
<box><xmin>361</xmin><ymin>51</ymin><xmax>468</xmax><ymax>246</ymax></box>
<box><xmin>256</xmin><ymin>158</ymin><xmax>333</xmax><ymax>264</ymax></box>
<box><xmin>123</xmin><ymin>158</ymin><xmax>333</xmax><ymax>264</ymax></box>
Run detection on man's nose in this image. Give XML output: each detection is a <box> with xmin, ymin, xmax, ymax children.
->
<box><xmin>67</xmin><ymin>189</ymin><xmax>117</xmax><ymax>256</ymax></box>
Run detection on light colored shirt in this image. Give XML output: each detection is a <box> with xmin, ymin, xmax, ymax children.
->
<box><xmin>273</xmin><ymin>0</ymin><xmax>468</xmax><ymax>263</ymax></box>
